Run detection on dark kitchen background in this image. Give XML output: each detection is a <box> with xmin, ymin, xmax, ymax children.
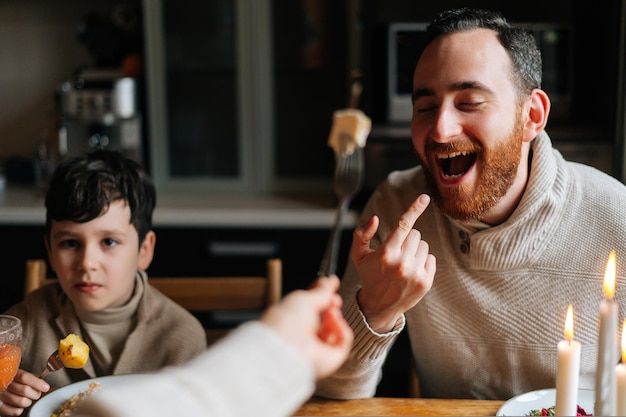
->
<box><xmin>0</xmin><ymin>0</ymin><xmax>625</xmax><ymax>397</ymax></box>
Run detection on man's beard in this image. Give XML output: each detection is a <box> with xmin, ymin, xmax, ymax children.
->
<box><xmin>420</xmin><ymin>111</ymin><xmax>524</xmax><ymax>221</ymax></box>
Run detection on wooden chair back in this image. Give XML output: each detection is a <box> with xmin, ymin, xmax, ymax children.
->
<box><xmin>24</xmin><ymin>259</ymin><xmax>54</xmax><ymax>295</ymax></box>
<box><xmin>148</xmin><ymin>259</ymin><xmax>282</xmax><ymax>311</ymax></box>
<box><xmin>149</xmin><ymin>259</ymin><xmax>282</xmax><ymax>344</ymax></box>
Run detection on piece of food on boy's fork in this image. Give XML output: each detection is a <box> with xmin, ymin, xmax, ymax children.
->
<box><xmin>58</xmin><ymin>333</ymin><xmax>90</xmax><ymax>369</ymax></box>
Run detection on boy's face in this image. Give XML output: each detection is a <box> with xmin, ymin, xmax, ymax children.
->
<box><xmin>46</xmin><ymin>200</ymin><xmax>155</xmax><ymax>311</ymax></box>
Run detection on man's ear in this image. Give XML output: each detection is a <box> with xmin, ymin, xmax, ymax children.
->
<box><xmin>138</xmin><ymin>230</ymin><xmax>156</xmax><ymax>271</ymax></box>
<box><xmin>523</xmin><ymin>88</ymin><xmax>551</xmax><ymax>142</ymax></box>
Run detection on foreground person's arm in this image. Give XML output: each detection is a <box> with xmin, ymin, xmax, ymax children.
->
<box><xmin>74</xmin><ymin>276</ymin><xmax>352</xmax><ymax>417</ymax></box>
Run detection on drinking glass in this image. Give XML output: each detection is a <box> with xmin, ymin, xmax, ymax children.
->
<box><xmin>0</xmin><ymin>315</ymin><xmax>22</xmax><ymax>393</ymax></box>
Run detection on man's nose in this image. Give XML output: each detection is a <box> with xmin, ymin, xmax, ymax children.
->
<box><xmin>430</xmin><ymin>106</ymin><xmax>463</xmax><ymax>143</ymax></box>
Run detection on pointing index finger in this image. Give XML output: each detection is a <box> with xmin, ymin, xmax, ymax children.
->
<box><xmin>387</xmin><ymin>194</ymin><xmax>431</xmax><ymax>246</ymax></box>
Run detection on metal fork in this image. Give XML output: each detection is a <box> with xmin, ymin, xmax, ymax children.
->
<box><xmin>319</xmin><ymin>148</ymin><xmax>364</xmax><ymax>276</ymax></box>
<box><xmin>39</xmin><ymin>350</ymin><xmax>64</xmax><ymax>379</ymax></box>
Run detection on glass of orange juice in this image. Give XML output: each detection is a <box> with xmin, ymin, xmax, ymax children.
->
<box><xmin>0</xmin><ymin>315</ymin><xmax>22</xmax><ymax>392</ymax></box>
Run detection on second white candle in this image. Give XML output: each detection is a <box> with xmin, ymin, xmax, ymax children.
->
<box><xmin>555</xmin><ymin>304</ymin><xmax>581</xmax><ymax>416</ymax></box>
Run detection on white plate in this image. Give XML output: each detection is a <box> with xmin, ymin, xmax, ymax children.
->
<box><xmin>496</xmin><ymin>388</ymin><xmax>594</xmax><ymax>416</ymax></box>
<box><xmin>29</xmin><ymin>375</ymin><xmax>143</xmax><ymax>417</ymax></box>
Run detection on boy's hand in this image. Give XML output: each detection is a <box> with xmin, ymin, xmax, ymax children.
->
<box><xmin>0</xmin><ymin>369</ymin><xmax>50</xmax><ymax>416</ymax></box>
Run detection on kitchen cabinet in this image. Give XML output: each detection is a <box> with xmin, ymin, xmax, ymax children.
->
<box><xmin>149</xmin><ymin>226</ymin><xmax>353</xmax><ymax>296</ymax></box>
<box><xmin>143</xmin><ymin>0</ymin><xmax>357</xmax><ymax>194</ymax></box>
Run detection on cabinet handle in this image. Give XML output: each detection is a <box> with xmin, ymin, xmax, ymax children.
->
<box><xmin>207</xmin><ymin>241</ymin><xmax>279</xmax><ymax>257</ymax></box>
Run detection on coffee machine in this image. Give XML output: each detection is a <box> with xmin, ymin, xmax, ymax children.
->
<box><xmin>57</xmin><ymin>70</ymin><xmax>144</xmax><ymax>165</ymax></box>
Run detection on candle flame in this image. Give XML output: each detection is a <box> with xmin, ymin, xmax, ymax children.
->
<box><xmin>603</xmin><ymin>250</ymin><xmax>616</xmax><ymax>299</ymax></box>
<box><xmin>622</xmin><ymin>319</ymin><xmax>626</xmax><ymax>364</ymax></box>
<box><xmin>564</xmin><ymin>304</ymin><xmax>574</xmax><ymax>341</ymax></box>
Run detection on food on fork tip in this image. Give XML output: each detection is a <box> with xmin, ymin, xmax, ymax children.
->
<box><xmin>327</xmin><ymin>108</ymin><xmax>371</xmax><ymax>156</ymax></box>
<box><xmin>58</xmin><ymin>334</ymin><xmax>90</xmax><ymax>369</ymax></box>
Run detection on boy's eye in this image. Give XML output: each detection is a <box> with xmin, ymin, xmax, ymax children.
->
<box><xmin>102</xmin><ymin>238</ymin><xmax>118</xmax><ymax>247</ymax></box>
<box><xmin>59</xmin><ymin>239</ymin><xmax>79</xmax><ymax>248</ymax></box>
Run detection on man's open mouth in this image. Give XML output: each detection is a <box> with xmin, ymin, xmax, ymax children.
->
<box><xmin>437</xmin><ymin>151</ymin><xmax>477</xmax><ymax>179</ymax></box>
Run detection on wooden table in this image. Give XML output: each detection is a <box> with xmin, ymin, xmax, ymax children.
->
<box><xmin>294</xmin><ymin>396</ymin><xmax>505</xmax><ymax>416</ymax></box>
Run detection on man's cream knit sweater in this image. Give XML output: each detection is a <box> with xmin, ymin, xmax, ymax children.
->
<box><xmin>317</xmin><ymin>131</ymin><xmax>626</xmax><ymax>400</ymax></box>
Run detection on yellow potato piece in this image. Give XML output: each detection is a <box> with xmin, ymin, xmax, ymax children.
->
<box><xmin>58</xmin><ymin>333</ymin><xmax>90</xmax><ymax>369</ymax></box>
<box><xmin>327</xmin><ymin>109</ymin><xmax>371</xmax><ymax>156</ymax></box>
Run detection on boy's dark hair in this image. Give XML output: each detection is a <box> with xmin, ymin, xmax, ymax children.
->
<box><xmin>45</xmin><ymin>150</ymin><xmax>156</xmax><ymax>245</ymax></box>
<box><xmin>422</xmin><ymin>8</ymin><xmax>543</xmax><ymax>99</ymax></box>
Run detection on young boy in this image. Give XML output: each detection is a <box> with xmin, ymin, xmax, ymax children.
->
<box><xmin>0</xmin><ymin>150</ymin><xmax>207</xmax><ymax>416</ymax></box>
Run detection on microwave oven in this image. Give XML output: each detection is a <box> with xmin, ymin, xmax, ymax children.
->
<box><xmin>387</xmin><ymin>22</ymin><xmax>573</xmax><ymax>123</ymax></box>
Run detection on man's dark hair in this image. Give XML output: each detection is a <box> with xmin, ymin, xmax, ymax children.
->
<box><xmin>421</xmin><ymin>8</ymin><xmax>543</xmax><ymax>98</ymax></box>
<box><xmin>45</xmin><ymin>150</ymin><xmax>156</xmax><ymax>245</ymax></box>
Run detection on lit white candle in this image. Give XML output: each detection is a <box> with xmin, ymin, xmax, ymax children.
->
<box><xmin>555</xmin><ymin>304</ymin><xmax>581</xmax><ymax>416</ymax></box>
<box><xmin>595</xmin><ymin>250</ymin><xmax>618</xmax><ymax>416</ymax></box>
<box><xmin>617</xmin><ymin>320</ymin><xmax>626</xmax><ymax>416</ymax></box>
